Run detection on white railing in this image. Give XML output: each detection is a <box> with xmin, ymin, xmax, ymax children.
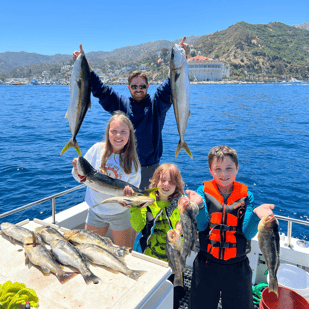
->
<box><xmin>0</xmin><ymin>184</ymin><xmax>86</xmax><ymax>224</ymax></box>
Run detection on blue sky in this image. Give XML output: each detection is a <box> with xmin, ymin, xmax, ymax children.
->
<box><xmin>1</xmin><ymin>0</ymin><xmax>308</xmax><ymax>55</ymax></box>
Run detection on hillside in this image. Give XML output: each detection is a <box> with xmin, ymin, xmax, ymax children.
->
<box><xmin>293</xmin><ymin>22</ymin><xmax>309</xmax><ymax>31</ymax></box>
<box><xmin>1</xmin><ymin>23</ymin><xmax>309</xmax><ymax>81</ymax></box>
<box><xmin>192</xmin><ymin>22</ymin><xmax>309</xmax><ymax>79</ymax></box>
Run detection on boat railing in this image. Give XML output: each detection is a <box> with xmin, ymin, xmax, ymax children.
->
<box><xmin>0</xmin><ymin>184</ymin><xmax>86</xmax><ymax>223</ymax></box>
<box><xmin>0</xmin><ymin>185</ymin><xmax>308</xmax><ymax>248</ymax></box>
<box><xmin>275</xmin><ymin>215</ymin><xmax>309</xmax><ymax>248</ymax></box>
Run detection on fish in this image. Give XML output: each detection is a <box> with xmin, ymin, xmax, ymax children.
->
<box><xmin>76</xmin><ymin>243</ymin><xmax>146</xmax><ymax>281</ymax></box>
<box><xmin>178</xmin><ymin>196</ymin><xmax>199</xmax><ymax>259</ymax></box>
<box><xmin>76</xmin><ymin>156</ymin><xmax>157</xmax><ymax>196</ymax></box>
<box><xmin>1</xmin><ymin>222</ymin><xmax>42</xmax><ymax>244</ymax></box>
<box><xmin>60</xmin><ymin>53</ymin><xmax>91</xmax><ymax>156</ymax></box>
<box><xmin>258</xmin><ymin>214</ymin><xmax>280</xmax><ymax>298</ymax></box>
<box><xmin>166</xmin><ymin>229</ymin><xmax>186</xmax><ymax>287</ymax></box>
<box><xmin>170</xmin><ymin>44</ymin><xmax>192</xmax><ymax>159</ymax></box>
<box><xmin>91</xmin><ymin>195</ymin><xmax>155</xmax><ymax>210</ymax></box>
<box><xmin>35</xmin><ymin>226</ymin><xmax>67</xmax><ymax>245</ymax></box>
<box><xmin>24</xmin><ymin>233</ymin><xmax>77</xmax><ymax>284</ymax></box>
<box><xmin>49</xmin><ymin>239</ymin><xmax>100</xmax><ymax>285</ymax></box>
<box><xmin>63</xmin><ymin>229</ymin><xmax>131</xmax><ymax>257</ymax></box>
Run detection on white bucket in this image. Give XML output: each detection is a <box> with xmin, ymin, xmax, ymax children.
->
<box><xmin>267</xmin><ymin>263</ymin><xmax>309</xmax><ymax>301</ymax></box>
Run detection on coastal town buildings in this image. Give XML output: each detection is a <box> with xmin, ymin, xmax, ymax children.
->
<box><xmin>188</xmin><ymin>53</ymin><xmax>230</xmax><ymax>81</ymax></box>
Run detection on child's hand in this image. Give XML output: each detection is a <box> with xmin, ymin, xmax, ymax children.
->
<box><xmin>72</xmin><ymin>158</ymin><xmax>78</xmax><ymax>174</ymax></box>
<box><xmin>253</xmin><ymin>204</ymin><xmax>275</xmax><ymax>219</ymax></box>
<box><xmin>123</xmin><ymin>185</ymin><xmax>135</xmax><ymax>196</ymax></box>
<box><xmin>185</xmin><ymin>190</ymin><xmax>203</xmax><ymax>206</ymax></box>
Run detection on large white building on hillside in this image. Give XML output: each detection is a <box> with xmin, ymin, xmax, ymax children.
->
<box><xmin>187</xmin><ymin>55</ymin><xmax>230</xmax><ymax>81</ymax></box>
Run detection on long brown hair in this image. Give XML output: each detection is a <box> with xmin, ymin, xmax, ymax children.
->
<box><xmin>100</xmin><ymin>111</ymin><xmax>140</xmax><ymax>174</ymax></box>
<box><xmin>149</xmin><ymin>164</ymin><xmax>184</xmax><ymax>201</ymax></box>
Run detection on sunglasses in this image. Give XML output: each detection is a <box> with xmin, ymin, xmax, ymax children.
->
<box><xmin>130</xmin><ymin>84</ymin><xmax>147</xmax><ymax>90</ymax></box>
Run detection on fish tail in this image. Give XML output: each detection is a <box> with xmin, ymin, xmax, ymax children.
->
<box><xmin>128</xmin><ymin>269</ymin><xmax>146</xmax><ymax>281</ymax></box>
<box><xmin>173</xmin><ymin>274</ymin><xmax>183</xmax><ymax>287</ymax></box>
<box><xmin>60</xmin><ymin>139</ymin><xmax>82</xmax><ymax>156</ymax></box>
<box><xmin>268</xmin><ymin>279</ymin><xmax>279</xmax><ymax>298</ymax></box>
<box><xmin>56</xmin><ymin>271</ymin><xmax>78</xmax><ymax>284</ymax></box>
<box><xmin>175</xmin><ymin>140</ymin><xmax>192</xmax><ymax>159</ymax></box>
<box><xmin>144</xmin><ymin>187</ymin><xmax>160</xmax><ymax>195</ymax></box>
<box><xmin>82</xmin><ymin>270</ymin><xmax>101</xmax><ymax>285</ymax></box>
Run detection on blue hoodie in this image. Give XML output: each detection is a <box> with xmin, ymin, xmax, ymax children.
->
<box><xmin>90</xmin><ymin>71</ymin><xmax>172</xmax><ymax>167</ymax></box>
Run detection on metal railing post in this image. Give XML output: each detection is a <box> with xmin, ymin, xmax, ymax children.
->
<box><xmin>52</xmin><ymin>198</ymin><xmax>56</xmax><ymax>224</ymax></box>
<box><xmin>286</xmin><ymin>220</ymin><xmax>293</xmax><ymax>248</ymax></box>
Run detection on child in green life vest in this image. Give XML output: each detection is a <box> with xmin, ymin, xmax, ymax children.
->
<box><xmin>123</xmin><ymin>163</ymin><xmax>185</xmax><ymax>309</ymax></box>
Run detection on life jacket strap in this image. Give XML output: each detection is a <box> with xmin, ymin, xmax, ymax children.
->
<box><xmin>208</xmin><ymin>240</ymin><xmax>237</xmax><ymax>248</ymax></box>
<box><xmin>209</xmin><ymin>222</ymin><xmax>237</xmax><ymax>232</ymax></box>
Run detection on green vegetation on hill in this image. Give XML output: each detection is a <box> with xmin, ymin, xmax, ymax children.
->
<box><xmin>193</xmin><ymin>22</ymin><xmax>309</xmax><ymax>80</ymax></box>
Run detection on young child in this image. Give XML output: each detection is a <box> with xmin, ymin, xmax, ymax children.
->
<box><xmin>123</xmin><ymin>163</ymin><xmax>185</xmax><ymax>309</ymax></box>
<box><xmin>186</xmin><ymin>145</ymin><xmax>275</xmax><ymax>309</ymax></box>
<box><xmin>72</xmin><ymin>111</ymin><xmax>141</xmax><ymax>248</ymax></box>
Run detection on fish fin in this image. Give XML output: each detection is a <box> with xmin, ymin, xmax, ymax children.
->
<box><xmin>65</xmin><ymin>111</ymin><xmax>68</xmax><ymax>119</ymax></box>
<box><xmin>268</xmin><ymin>279</ymin><xmax>279</xmax><ymax>298</ymax></box>
<box><xmin>77</xmin><ymin>78</ymin><xmax>82</xmax><ymax>89</ymax></box>
<box><xmin>173</xmin><ymin>274</ymin><xmax>183</xmax><ymax>287</ymax></box>
<box><xmin>82</xmin><ymin>271</ymin><xmax>101</xmax><ymax>285</ymax></box>
<box><xmin>60</xmin><ymin>139</ymin><xmax>82</xmax><ymax>156</ymax></box>
<box><xmin>188</xmin><ymin>109</ymin><xmax>191</xmax><ymax>117</ymax></box>
<box><xmin>99</xmin><ymin>265</ymin><xmax>120</xmax><ymax>274</ymax></box>
<box><xmin>41</xmin><ymin>267</ymin><xmax>51</xmax><ymax>276</ymax></box>
<box><xmin>56</xmin><ymin>271</ymin><xmax>78</xmax><ymax>284</ymax></box>
<box><xmin>127</xmin><ymin>269</ymin><xmax>146</xmax><ymax>281</ymax></box>
<box><xmin>144</xmin><ymin>188</ymin><xmax>160</xmax><ymax>195</ymax></box>
<box><xmin>175</xmin><ymin>72</ymin><xmax>181</xmax><ymax>83</ymax></box>
<box><xmin>175</xmin><ymin>140</ymin><xmax>193</xmax><ymax>159</ymax></box>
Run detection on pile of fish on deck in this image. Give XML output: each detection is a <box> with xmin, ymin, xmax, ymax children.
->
<box><xmin>0</xmin><ymin>222</ymin><xmax>145</xmax><ymax>285</ymax></box>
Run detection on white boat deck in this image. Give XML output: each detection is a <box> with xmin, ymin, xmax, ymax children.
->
<box><xmin>0</xmin><ymin>219</ymin><xmax>173</xmax><ymax>309</ymax></box>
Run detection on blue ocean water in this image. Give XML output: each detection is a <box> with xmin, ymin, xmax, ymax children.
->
<box><xmin>1</xmin><ymin>83</ymin><xmax>309</xmax><ymax>240</ymax></box>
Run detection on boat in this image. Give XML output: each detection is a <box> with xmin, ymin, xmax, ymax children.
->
<box><xmin>12</xmin><ymin>81</ymin><xmax>24</xmax><ymax>85</ymax></box>
<box><xmin>1</xmin><ymin>185</ymin><xmax>309</xmax><ymax>308</ymax></box>
<box><xmin>30</xmin><ymin>79</ymin><xmax>40</xmax><ymax>85</ymax></box>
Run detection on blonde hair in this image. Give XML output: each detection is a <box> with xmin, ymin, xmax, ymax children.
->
<box><xmin>101</xmin><ymin>111</ymin><xmax>140</xmax><ymax>174</ymax></box>
<box><xmin>149</xmin><ymin>164</ymin><xmax>184</xmax><ymax>201</ymax></box>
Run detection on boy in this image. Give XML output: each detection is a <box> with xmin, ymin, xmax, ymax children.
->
<box><xmin>186</xmin><ymin>145</ymin><xmax>275</xmax><ymax>309</ymax></box>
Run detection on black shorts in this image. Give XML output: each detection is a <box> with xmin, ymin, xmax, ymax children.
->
<box><xmin>189</xmin><ymin>252</ymin><xmax>254</xmax><ymax>309</ymax></box>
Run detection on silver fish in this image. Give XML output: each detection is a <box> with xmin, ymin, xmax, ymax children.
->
<box><xmin>91</xmin><ymin>195</ymin><xmax>155</xmax><ymax>210</ymax></box>
<box><xmin>258</xmin><ymin>215</ymin><xmax>280</xmax><ymax>298</ymax></box>
<box><xmin>178</xmin><ymin>196</ymin><xmax>199</xmax><ymax>259</ymax></box>
<box><xmin>1</xmin><ymin>222</ymin><xmax>42</xmax><ymax>244</ymax></box>
<box><xmin>76</xmin><ymin>156</ymin><xmax>157</xmax><ymax>196</ymax></box>
<box><xmin>170</xmin><ymin>44</ymin><xmax>192</xmax><ymax>159</ymax></box>
<box><xmin>35</xmin><ymin>226</ymin><xmax>67</xmax><ymax>245</ymax></box>
<box><xmin>60</xmin><ymin>53</ymin><xmax>91</xmax><ymax>156</ymax></box>
<box><xmin>76</xmin><ymin>243</ymin><xmax>145</xmax><ymax>281</ymax></box>
<box><xmin>166</xmin><ymin>229</ymin><xmax>186</xmax><ymax>287</ymax></box>
<box><xmin>24</xmin><ymin>233</ymin><xmax>77</xmax><ymax>284</ymax></box>
<box><xmin>49</xmin><ymin>239</ymin><xmax>100</xmax><ymax>285</ymax></box>
<box><xmin>63</xmin><ymin>229</ymin><xmax>131</xmax><ymax>257</ymax></box>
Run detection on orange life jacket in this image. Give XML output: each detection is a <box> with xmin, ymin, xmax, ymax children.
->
<box><xmin>199</xmin><ymin>180</ymin><xmax>250</xmax><ymax>262</ymax></box>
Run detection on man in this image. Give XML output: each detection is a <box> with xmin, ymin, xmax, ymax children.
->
<box><xmin>73</xmin><ymin>37</ymin><xmax>188</xmax><ymax>189</ymax></box>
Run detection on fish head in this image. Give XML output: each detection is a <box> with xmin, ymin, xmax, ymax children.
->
<box><xmin>178</xmin><ymin>196</ymin><xmax>190</xmax><ymax>214</ymax></box>
<box><xmin>0</xmin><ymin>222</ymin><xmax>13</xmax><ymax>232</ymax></box>
<box><xmin>167</xmin><ymin>229</ymin><xmax>183</xmax><ymax>251</ymax></box>
<box><xmin>171</xmin><ymin>44</ymin><xmax>186</xmax><ymax>70</ymax></box>
<box><xmin>76</xmin><ymin>156</ymin><xmax>93</xmax><ymax>176</ymax></box>
<box><xmin>258</xmin><ymin>215</ymin><xmax>278</xmax><ymax>231</ymax></box>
